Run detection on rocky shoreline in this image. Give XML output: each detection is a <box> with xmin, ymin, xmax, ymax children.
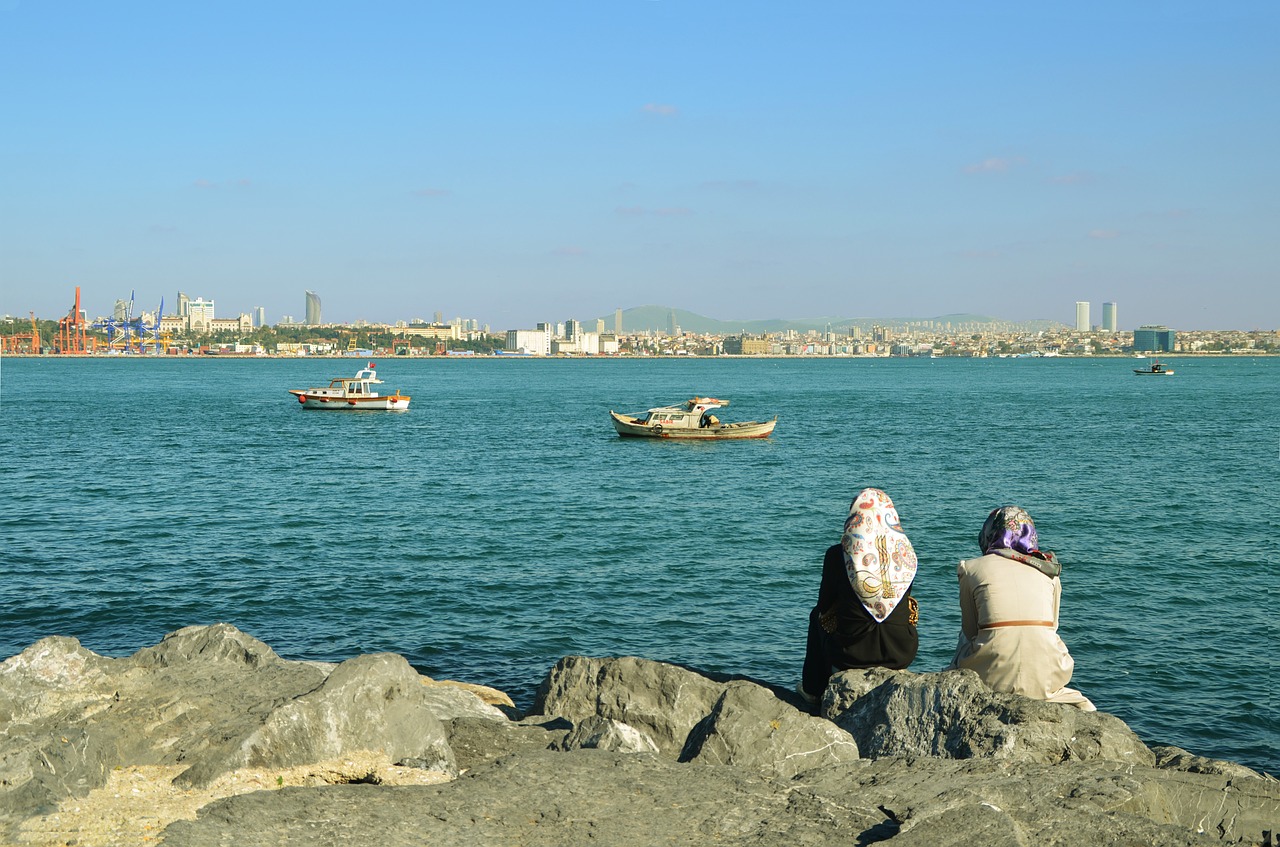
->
<box><xmin>1</xmin><ymin>624</ymin><xmax>1275</xmax><ymax>846</ymax></box>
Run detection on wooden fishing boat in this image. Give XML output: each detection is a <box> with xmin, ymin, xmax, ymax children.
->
<box><xmin>1133</xmin><ymin>358</ymin><xmax>1174</xmax><ymax>376</ymax></box>
<box><xmin>610</xmin><ymin>396</ymin><xmax>776</xmax><ymax>439</ymax></box>
<box><xmin>289</xmin><ymin>363</ymin><xmax>411</xmax><ymax>411</ymax></box>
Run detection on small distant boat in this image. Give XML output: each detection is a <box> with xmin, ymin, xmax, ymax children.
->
<box><xmin>1133</xmin><ymin>359</ymin><xmax>1174</xmax><ymax>376</ymax></box>
<box><xmin>610</xmin><ymin>396</ymin><xmax>777</xmax><ymax>439</ymax></box>
<box><xmin>289</xmin><ymin>363</ymin><xmax>411</xmax><ymax>411</ymax></box>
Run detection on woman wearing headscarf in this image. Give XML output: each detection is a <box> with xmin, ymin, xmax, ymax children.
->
<box><xmin>946</xmin><ymin>506</ymin><xmax>1095</xmax><ymax>710</ymax></box>
<box><xmin>799</xmin><ymin>488</ymin><xmax>919</xmax><ymax>703</ymax></box>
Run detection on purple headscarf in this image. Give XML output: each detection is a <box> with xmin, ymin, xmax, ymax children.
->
<box><xmin>978</xmin><ymin>506</ymin><xmax>1061</xmax><ymax>577</ymax></box>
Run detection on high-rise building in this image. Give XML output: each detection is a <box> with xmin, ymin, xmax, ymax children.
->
<box><xmin>304</xmin><ymin>290</ymin><xmax>322</xmax><ymax>325</ymax></box>
<box><xmin>253</xmin><ymin>306</ymin><xmax>266</xmax><ymax>328</ymax></box>
<box><xmin>1133</xmin><ymin>325</ymin><xmax>1175</xmax><ymax>352</ymax></box>
<box><xmin>565</xmin><ymin>319</ymin><xmax>581</xmax><ymax>341</ymax></box>
<box><xmin>187</xmin><ymin>298</ymin><xmax>215</xmax><ymax>333</ymax></box>
<box><xmin>667</xmin><ymin>310</ymin><xmax>678</xmax><ymax>336</ymax></box>
<box><xmin>614</xmin><ymin>308</ymin><xmax>623</xmax><ymax>334</ymax></box>
<box><xmin>1075</xmin><ymin>301</ymin><xmax>1090</xmax><ymax>332</ymax></box>
<box><xmin>1102</xmin><ymin>302</ymin><xmax>1117</xmax><ymax>332</ymax></box>
<box><xmin>176</xmin><ymin>291</ymin><xmax>190</xmax><ymax>318</ymax></box>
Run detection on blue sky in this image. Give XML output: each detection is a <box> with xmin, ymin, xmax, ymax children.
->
<box><xmin>2</xmin><ymin>1</ymin><xmax>1276</xmax><ymax>330</ymax></box>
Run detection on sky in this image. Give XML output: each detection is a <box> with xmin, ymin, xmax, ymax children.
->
<box><xmin>1</xmin><ymin>1</ymin><xmax>1276</xmax><ymax>331</ymax></box>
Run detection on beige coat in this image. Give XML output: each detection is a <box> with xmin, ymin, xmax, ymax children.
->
<box><xmin>948</xmin><ymin>552</ymin><xmax>1094</xmax><ymax>710</ymax></box>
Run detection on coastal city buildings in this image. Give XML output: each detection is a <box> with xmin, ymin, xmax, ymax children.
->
<box><xmin>1075</xmin><ymin>301</ymin><xmax>1090</xmax><ymax>332</ymax></box>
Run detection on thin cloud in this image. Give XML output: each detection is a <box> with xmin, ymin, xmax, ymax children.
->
<box><xmin>192</xmin><ymin>179</ymin><xmax>217</xmax><ymax>189</ymax></box>
<box><xmin>1050</xmin><ymin>171</ymin><xmax>1095</xmax><ymax>185</ymax></box>
<box><xmin>642</xmin><ymin>103</ymin><xmax>679</xmax><ymax>116</ymax></box>
<box><xmin>700</xmin><ymin>180</ymin><xmax>759</xmax><ymax>191</ymax></box>
<box><xmin>412</xmin><ymin>188</ymin><xmax>451</xmax><ymax>198</ymax></box>
<box><xmin>614</xmin><ymin>206</ymin><xmax>693</xmax><ymax>217</ymax></box>
<box><xmin>963</xmin><ymin>156</ymin><xmax>1027</xmax><ymax>174</ymax></box>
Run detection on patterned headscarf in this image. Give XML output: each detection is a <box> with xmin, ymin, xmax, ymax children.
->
<box><xmin>841</xmin><ymin>488</ymin><xmax>918</xmax><ymax>622</ymax></box>
<box><xmin>978</xmin><ymin>505</ymin><xmax>1061</xmax><ymax>577</ymax></box>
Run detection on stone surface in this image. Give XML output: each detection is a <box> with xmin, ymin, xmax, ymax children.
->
<box><xmin>160</xmin><ymin>747</ymin><xmax>1280</xmax><ymax>847</ymax></box>
<box><xmin>4</xmin><ymin>635</ymin><xmax>1276</xmax><ymax>847</ymax></box>
<box><xmin>679</xmin><ymin>680</ymin><xmax>859</xmax><ymax>777</ymax></box>
<box><xmin>551</xmin><ymin>714</ymin><xmax>660</xmax><ymax>753</ymax></box>
<box><xmin>531</xmin><ymin>656</ymin><xmax>728</xmax><ymax>755</ymax></box>
<box><xmin>0</xmin><ymin>624</ymin><xmax>460</xmax><ymax>838</ymax></box>
<box><xmin>175</xmin><ymin>652</ymin><xmax>456</xmax><ymax>787</ymax></box>
<box><xmin>829</xmin><ymin>666</ymin><xmax>1155</xmax><ymax>765</ymax></box>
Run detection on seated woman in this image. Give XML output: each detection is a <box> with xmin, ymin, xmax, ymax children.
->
<box><xmin>947</xmin><ymin>506</ymin><xmax>1095</xmax><ymax>710</ymax></box>
<box><xmin>800</xmin><ymin>488</ymin><xmax>919</xmax><ymax>703</ymax></box>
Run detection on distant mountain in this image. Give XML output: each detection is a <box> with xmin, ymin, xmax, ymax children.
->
<box><xmin>592</xmin><ymin>305</ymin><xmax>1065</xmax><ymax>334</ymax></box>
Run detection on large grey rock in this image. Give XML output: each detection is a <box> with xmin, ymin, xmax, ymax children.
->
<box><xmin>680</xmin><ymin>680</ymin><xmax>859</xmax><ymax>777</ymax></box>
<box><xmin>175</xmin><ymin>652</ymin><xmax>456</xmax><ymax>787</ymax></box>
<box><xmin>829</xmin><ymin>667</ymin><xmax>1155</xmax><ymax>765</ymax></box>
<box><xmin>532</xmin><ymin>656</ymin><xmax>729</xmax><ymax>755</ymax></box>
<box><xmin>160</xmin><ymin>746</ymin><xmax>1280</xmax><ymax>847</ymax></box>
<box><xmin>0</xmin><ymin>624</ymin><xmax>459</xmax><ymax>834</ymax></box>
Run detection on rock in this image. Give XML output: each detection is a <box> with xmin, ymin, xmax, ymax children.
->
<box><xmin>176</xmin><ymin>652</ymin><xmax>456</xmax><ymax>786</ymax></box>
<box><xmin>829</xmin><ymin>667</ymin><xmax>1155</xmax><ymax>765</ymax></box>
<box><xmin>416</xmin><ymin>679</ymin><xmax>513</xmax><ymax>723</ymax></box>
<box><xmin>680</xmin><ymin>680</ymin><xmax>859</xmax><ymax>777</ymax></box>
<box><xmin>552</xmin><ymin>715</ymin><xmax>660</xmax><ymax>753</ymax></box>
<box><xmin>160</xmin><ymin>747</ymin><xmax>1280</xmax><ymax>847</ymax></box>
<box><xmin>532</xmin><ymin>656</ymin><xmax>728</xmax><ymax>755</ymax></box>
<box><xmin>1151</xmin><ymin>744</ymin><xmax>1271</xmax><ymax>780</ymax></box>
<box><xmin>0</xmin><ymin>624</ymin><xmax>458</xmax><ymax>836</ymax></box>
<box><xmin>160</xmin><ymin>748</ymin><xmax>880</xmax><ymax>847</ymax></box>
<box><xmin>446</xmin><ymin>716</ymin><xmax>571</xmax><ymax>772</ymax></box>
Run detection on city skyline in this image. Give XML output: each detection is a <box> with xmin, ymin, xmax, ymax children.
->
<box><xmin>2</xmin><ymin>3</ymin><xmax>1277</xmax><ymax>331</ymax></box>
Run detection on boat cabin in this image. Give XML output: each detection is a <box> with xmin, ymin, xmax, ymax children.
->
<box><xmin>639</xmin><ymin>397</ymin><xmax>729</xmax><ymax>430</ymax></box>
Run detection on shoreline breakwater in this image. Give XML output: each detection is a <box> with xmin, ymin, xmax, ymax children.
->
<box><xmin>2</xmin><ymin>624</ymin><xmax>1275</xmax><ymax>846</ymax></box>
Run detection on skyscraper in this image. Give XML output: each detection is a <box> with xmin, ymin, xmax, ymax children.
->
<box><xmin>253</xmin><ymin>306</ymin><xmax>266</xmax><ymax>328</ymax></box>
<box><xmin>614</xmin><ymin>308</ymin><xmax>623</xmax><ymax>334</ymax></box>
<box><xmin>1075</xmin><ymin>301</ymin><xmax>1090</xmax><ymax>332</ymax></box>
<box><xmin>1102</xmin><ymin>302</ymin><xmax>1117</xmax><ymax>332</ymax></box>
<box><xmin>304</xmin><ymin>290</ymin><xmax>322</xmax><ymax>326</ymax></box>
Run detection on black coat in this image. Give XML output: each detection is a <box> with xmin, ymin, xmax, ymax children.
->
<box><xmin>813</xmin><ymin>544</ymin><xmax>918</xmax><ymax>671</ymax></box>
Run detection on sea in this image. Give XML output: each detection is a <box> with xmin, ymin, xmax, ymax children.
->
<box><xmin>1</xmin><ymin>355</ymin><xmax>1275</xmax><ymax>774</ymax></box>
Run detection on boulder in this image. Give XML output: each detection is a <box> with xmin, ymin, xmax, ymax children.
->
<box><xmin>0</xmin><ymin>624</ymin><xmax>459</xmax><ymax>833</ymax></box>
<box><xmin>174</xmin><ymin>652</ymin><xmax>456</xmax><ymax>786</ymax></box>
<box><xmin>160</xmin><ymin>747</ymin><xmax>1280</xmax><ymax>847</ymax></box>
<box><xmin>680</xmin><ymin>680</ymin><xmax>859</xmax><ymax>777</ymax></box>
<box><xmin>828</xmin><ymin>667</ymin><xmax>1155</xmax><ymax>765</ymax></box>
<box><xmin>532</xmin><ymin>656</ymin><xmax>728</xmax><ymax>755</ymax></box>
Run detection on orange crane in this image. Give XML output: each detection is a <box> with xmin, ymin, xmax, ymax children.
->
<box><xmin>1</xmin><ymin>312</ymin><xmax>41</xmax><ymax>354</ymax></box>
<box><xmin>57</xmin><ymin>286</ymin><xmax>90</xmax><ymax>354</ymax></box>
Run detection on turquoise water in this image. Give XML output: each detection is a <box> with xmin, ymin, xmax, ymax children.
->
<box><xmin>1</xmin><ymin>355</ymin><xmax>1276</xmax><ymax>773</ymax></box>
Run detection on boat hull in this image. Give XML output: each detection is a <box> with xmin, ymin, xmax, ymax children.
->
<box><xmin>610</xmin><ymin>410</ymin><xmax>776</xmax><ymax>439</ymax></box>
<box><xmin>1132</xmin><ymin>369</ymin><xmax>1174</xmax><ymax>376</ymax></box>
<box><xmin>290</xmin><ymin>390</ymin><xmax>411</xmax><ymax>411</ymax></box>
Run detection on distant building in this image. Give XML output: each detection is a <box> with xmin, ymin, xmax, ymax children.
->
<box><xmin>615</xmin><ymin>308</ymin><xmax>623</xmax><ymax>334</ymax></box>
<box><xmin>176</xmin><ymin>292</ymin><xmax>190</xmax><ymax>318</ymax></box>
<box><xmin>723</xmin><ymin>335</ymin><xmax>771</xmax><ymax>355</ymax></box>
<box><xmin>595</xmin><ymin>318</ymin><xmax>605</xmax><ymax>335</ymax></box>
<box><xmin>1075</xmin><ymin>301</ymin><xmax>1090</xmax><ymax>332</ymax></box>
<box><xmin>187</xmin><ymin>298</ymin><xmax>215</xmax><ymax>333</ymax></box>
<box><xmin>1133</xmin><ymin>325</ymin><xmax>1175</xmax><ymax>352</ymax></box>
<box><xmin>505</xmin><ymin>327</ymin><xmax>552</xmax><ymax>355</ymax></box>
<box><xmin>565</xmin><ymin>319</ymin><xmax>581</xmax><ymax>341</ymax></box>
<box><xmin>253</xmin><ymin>306</ymin><xmax>266</xmax><ymax>328</ymax></box>
<box><xmin>1102</xmin><ymin>302</ymin><xmax>1117</xmax><ymax>332</ymax></box>
<box><xmin>304</xmin><ymin>290</ymin><xmax>322</xmax><ymax>326</ymax></box>
<box><xmin>667</xmin><ymin>310</ymin><xmax>678</xmax><ymax>336</ymax></box>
